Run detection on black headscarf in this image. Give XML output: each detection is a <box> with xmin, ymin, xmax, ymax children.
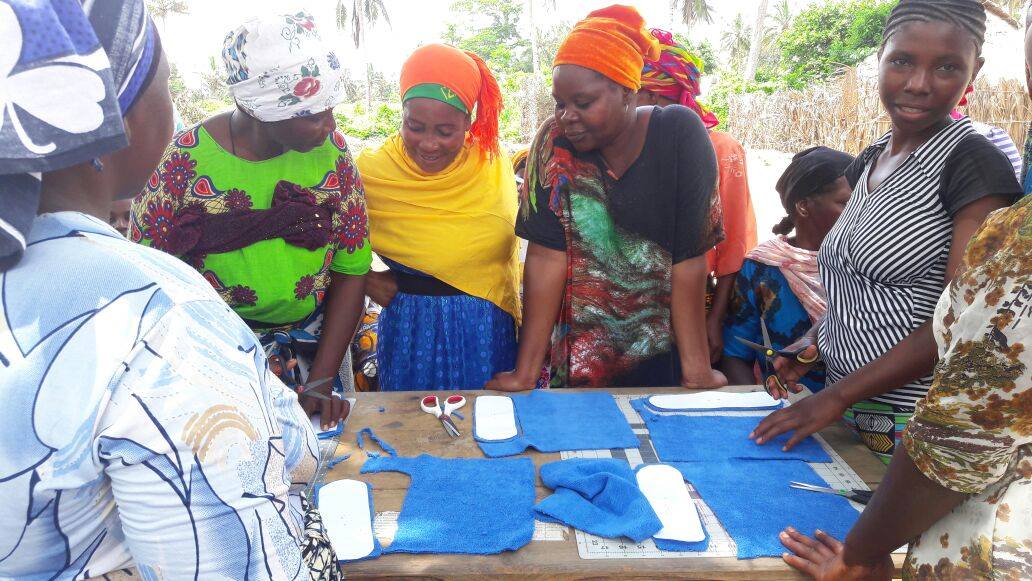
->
<box><xmin>773</xmin><ymin>146</ymin><xmax>854</xmax><ymax>235</ymax></box>
<box><xmin>0</xmin><ymin>0</ymin><xmax>158</xmax><ymax>271</ymax></box>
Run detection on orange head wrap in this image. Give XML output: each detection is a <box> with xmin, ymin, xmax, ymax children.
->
<box><xmin>553</xmin><ymin>4</ymin><xmax>660</xmax><ymax>90</ymax></box>
<box><xmin>399</xmin><ymin>43</ymin><xmax>503</xmax><ymax>157</ymax></box>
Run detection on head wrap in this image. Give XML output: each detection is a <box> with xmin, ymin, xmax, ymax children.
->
<box><xmin>776</xmin><ymin>146</ymin><xmax>855</xmax><ymax>213</ymax></box>
<box><xmin>222</xmin><ymin>12</ymin><xmax>345</xmax><ymax>122</ymax></box>
<box><xmin>882</xmin><ymin>0</ymin><xmax>986</xmax><ymax>55</ymax></box>
<box><xmin>554</xmin><ymin>5</ymin><xmax>660</xmax><ymax>90</ymax></box>
<box><xmin>511</xmin><ymin>148</ymin><xmax>529</xmax><ymax>172</ymax></box>
<box><xmin>0</xmin><ymin>0</ymin><xmax>158</xmax><ymax>271</ymax></box>
<box><xmin>640</xmin><ymin>29</ymin><xmax>718</xmax><ymax>128</ymax></box>
<box><xmin>399</xmin><ymin>44</ymin><xmax>503</xmax><ymax>157</ymax></box>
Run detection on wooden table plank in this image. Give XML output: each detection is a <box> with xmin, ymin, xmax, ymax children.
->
<box><xmin>327</xmin><ymin>387</ymin><xmax>903</xmax><ymax>579</ymax></box>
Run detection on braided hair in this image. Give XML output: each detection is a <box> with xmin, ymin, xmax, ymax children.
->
<box><xmin>882</xmin><ymin>0</ymin><xmax>986</xmax><ymax>55</ymax></box>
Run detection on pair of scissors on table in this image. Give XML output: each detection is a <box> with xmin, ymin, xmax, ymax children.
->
<box><xmin>734</xmin><ymin>318</ymin><xmax>819</xmax><ymax>398</ymax></box>
<box><xmin>421</xmin><ymin>394</ymin><xmax>466</xmax><ymax>438</ymax></box>
<box><xmin>293</xmin><ymin>375</ymin><xmax>334</xmax><ymax>401</ymax></box>
<box><xmin>789</xmin><ymin>481</ymin><xmax>873</xmax><ymax>505</ymax></box>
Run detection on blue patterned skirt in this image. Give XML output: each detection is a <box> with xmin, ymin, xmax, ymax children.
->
<box><xmin>377</xmin><ymin>293</ymin><xmax>516</xmax><ymax>391</ymax></box>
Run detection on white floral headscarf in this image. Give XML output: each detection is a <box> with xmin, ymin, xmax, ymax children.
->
<box><xmin>222</xmin><ymin>12</ymin><xmax>346</xmax><ymax>122</ymax></box>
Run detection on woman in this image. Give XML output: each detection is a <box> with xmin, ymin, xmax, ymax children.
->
<box><xmin>721</xmin><ymin>147</ymin><xmax>854</xmax><ymax>393</ymax></box>
<box><xmin>752</xmin><ymin>0</ymin><xmax>1023</xmax><ymax>464</ymax></box>
<box><xmin>0</xmin><ymin>1</ymin><xmax>336</xmax><ymax>577</ymax></box>
<box><xmin>131</xmin><ymin>13</ymin><xmax>369</xmax><ymax>426</ymax></box>
<box><xmin>638</xmin><ymin>29</ymin><xmax>758</xmax><ymax>364</ymax></box>
<box><xmin>356</xmin><ymin>44</ymin><xmax>521</xmax><ymax>390</ymax></box>
<box><xmin>488</xmin><ymin>5</ymin><xmax>725</xmax><ymax>389</ymax></box>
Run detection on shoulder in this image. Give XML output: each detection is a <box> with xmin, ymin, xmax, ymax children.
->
<box><xmin>708</xmin><ymin>131</ymin><xmax>744</xmax><ymax>154</ymax></box>
<box><xmin>946</xmin><ymin>131</ymin><xmax>1013</xmax><ymax>163</ymax></box>
<box><xmin>648</xmin><ymin>104</ymin><xmax>706</xmax><ymax>136</ymax></box>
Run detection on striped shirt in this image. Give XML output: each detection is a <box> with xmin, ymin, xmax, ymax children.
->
<box><xmin>970</xmin><ymin>120</ymin><xmax>1023</xmax><ymax>180</ymax></box>
<box><xmin>817</xmin><ymin>118</ymin><xmax>1022</xmax><ymax>408</ymax></box>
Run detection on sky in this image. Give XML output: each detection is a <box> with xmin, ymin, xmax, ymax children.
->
<box><xmin>158</xmin><ymin>0</ymin><xmax>822</xmax><ymax>88</ymax></box>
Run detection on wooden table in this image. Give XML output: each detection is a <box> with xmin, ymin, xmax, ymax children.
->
<box><xmin>326</xmin><ymin>386</ymin><xmax>903</xmax><ymax>579</ymax></box>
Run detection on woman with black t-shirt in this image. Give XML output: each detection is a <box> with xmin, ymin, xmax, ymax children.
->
<box><xmin>486</xmin><ymin>5</ymin><xmax>726</xmax><ymax>390</ymax></box>
<box><xmin>752</xmin><ymin>0</ymin><xmax>1023</xmax><ymax>464</ymax></box>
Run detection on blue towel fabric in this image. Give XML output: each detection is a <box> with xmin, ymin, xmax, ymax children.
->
<box><xmin>630</xmin><ymin>399</ymin><xmax>830</xmax><ymax>463</ymax></box>
<box><xmin>533</xmin><ymin>459</ymin><xmax>662</xmax><ymax>542</ymax></box>
<box><xmin>671</xmin><ymin>460</ymin><xmax>859</xmax><ymax>559</ymax></box>
<box><xmin>360</xmin><ymin>454</ymin><xmax>536</xmax><ymax>555</ymax></box>
<box><xmin>476</xmin><ymin>391</ymin><xmax>639</xmax><ymax>457</ymax></box>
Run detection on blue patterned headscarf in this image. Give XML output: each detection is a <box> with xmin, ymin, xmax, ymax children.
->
<box><xmin>0</xmin><ymin>0</ymin><xmax>158</xmax><ymax>270</ymax></box>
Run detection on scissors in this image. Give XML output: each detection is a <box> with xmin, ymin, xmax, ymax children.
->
<box><xmin>789</xmin><ymin>481</ymin><xmax>873</xmax><ymax>505</ymax></box>
<box><xmin>293</xmin><ymin>375</ymin><xmax>333</xmax><ymax>401</ymax></box>
<box><xmin>421</xmin><ymin>395</ymin><xmax>466</xmax><ymax>438</ymax></box>
<box><xmin>734</xmin><ymin>318</ymin><xmax>818</xmax><ymax>398</ymax></box>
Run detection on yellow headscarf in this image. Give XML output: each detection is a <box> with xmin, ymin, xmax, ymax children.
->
<box><xmin>356</xmin><ymin>134</ymin><xmax>522</xmax><ymax>324</ymax></box>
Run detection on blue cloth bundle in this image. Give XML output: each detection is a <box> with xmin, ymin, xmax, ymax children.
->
<box><xmin>672</xmin><ymin>460</ymin><xmax>859</xmax><ymax>559</ymax></box>
<box><xmin>361</xmin><ymin>454</ymin><xmax>536</xmax><ymax>555</ymax></box>
<box><xmin>630</xmin><ymin>399</ymin><xmax>830</xmax><ymax>463</ymax></box>
<box><xmin>533</xmin><ymin>459</ymin><xmax>662</xmax><ymax>542</ymax></box>
<box><xmin>475</xmin><ymin>391</ymin><xmax>639</xmax><ymax>457</ymax></box>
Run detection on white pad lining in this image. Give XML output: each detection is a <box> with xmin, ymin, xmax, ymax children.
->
<box><xmin>474</xmin><ymin>395</ymin><xmax>518</xmax><ymax>441</ymax></box>
<box><xmin>648</xmin><ymin>391</ymin><xmax>781</xmax><ymax>411</ymax></box>
<box><xmin>318</xmin><ymin>479</ymin><xmax>375</xmax><ymax>561</ymax></box>
<box><xmin>636</xmin><ymin>464</ymin><xmax>705</xmax><ymax>543</ymax></box>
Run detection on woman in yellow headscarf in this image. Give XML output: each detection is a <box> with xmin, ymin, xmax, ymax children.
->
<box><xmin>357</xmin><ymin>44</ymin><xmax>521</xmax><ymax>390</ymax></box>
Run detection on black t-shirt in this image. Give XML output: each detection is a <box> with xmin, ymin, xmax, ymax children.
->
<box><xmin>516</xmin><ymin>105</ymin><xmax>723</xmax><ymax>264</ymax></box>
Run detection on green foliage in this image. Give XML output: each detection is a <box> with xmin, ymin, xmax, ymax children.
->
<box><xmin>776</xmin><ymin>0</ymin><xmax>894</xmax><ymax>88</ymax></box>
<box><xmin>443</xmin><ymin>0</ymin><xmax>530</xmax><ymax>74</ymax></box>
<box><xmin>334</xmin><ymin>102</ymin><xmax>402</xmax><ymax>139</ymax></box>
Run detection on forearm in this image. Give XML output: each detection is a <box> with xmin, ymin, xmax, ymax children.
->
<box><xmin>511</xmin><ymin>244</ymin><xmax>567</xmax><ymax>380</ymax></box>
<box><xmin>720</xmin><ymin>356</ymin><xmax>757</xmax><ymax>386</ymax></box>
<box><xmin>842</xmin><ymin>447</ymin><xmax>966</xmax><ymax>565</ymax></box>
<box><xmin>828</xmin><ymin>320</ymin><xmax>937</xmax><ymax>408</ymax></box>
<box><xmin>708</xmin><ymin>273</ymin><xmax>736</xmax><ymax>325</ymax></box>
<box><xmin>671</xmin><ymin>255</ymin><xmax>711</xmax><ymax>373</ymax></box>
<box><xmin>307</xmin><ymin>272</ymin><xmax>366</xmax><ymax>382</ymax></box>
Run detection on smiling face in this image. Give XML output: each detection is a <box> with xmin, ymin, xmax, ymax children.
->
<box><xmin>400</xmin><ymin>97</ymin><xmax>471</xmax><ymax>174</ymax></box>
<box><xmin>878</xmin><ymin>20</ymin><xmax>983</xmax><ymax>137</ymax></box>
<box><xmin>551</xmin><ymin>64</ymin><xmax>635</xmax><ymax>152</ymax></box>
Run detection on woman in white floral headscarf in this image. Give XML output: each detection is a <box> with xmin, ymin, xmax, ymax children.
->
<box><xmin>131</xmin><ymin>12</ymin><xmax>370</xmax><ymax>427</ymax></box>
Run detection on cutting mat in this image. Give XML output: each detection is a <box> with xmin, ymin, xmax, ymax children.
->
<box><xmin>560</xmin><ymin>395</ymin><xmax>872</xmax><ymax>560</ymax></box>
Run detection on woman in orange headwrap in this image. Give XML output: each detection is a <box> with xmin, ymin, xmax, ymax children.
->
<box><xmin>639</xmin><ymin>29</ymin><xmax>758</xmax><ymax>364</ymax></box>
<box><xmin>487</xmin><ymin>5</ymin><xmax>726</xmax><ymax>390</ymax></box>
<box><xmin>356</xmin><ymin>44</ymin><xmax>521</xmax><ymax>390</ymax></box>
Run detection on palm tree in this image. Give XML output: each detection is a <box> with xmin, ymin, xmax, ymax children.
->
<box><xmin>336</xmin><ymin>0</ymin><xmax>392</xmax><ymax>109</ymax></box>
<box><xmin>146</xmin><ymin>0</ymin><xmax>188</xmax><ymax>34</ymax></box>
<box><xmin>743</xmin><ymin>0</ymin><xmax>769</xmax><ymax>82</ymax></box>
<box><xmin>769</xmin><ymin>0</ymin><xmax>793</xmax><ymax>37</ymax></box>
<box><xmin>670</xmin><ymin>0</ymin><xmax>714</xmax><ymax>29</ymax></box>
<box><xmin>721</xmin><ymin>14</ymin><xmax>751</xmax><ymax>70</ymax></box>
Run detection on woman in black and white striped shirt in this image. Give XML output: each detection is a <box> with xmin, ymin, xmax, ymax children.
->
<box><xmin>752</xmin><ymin>0</ymin><xmax>1022</xmax><ymax>464</ymax></box>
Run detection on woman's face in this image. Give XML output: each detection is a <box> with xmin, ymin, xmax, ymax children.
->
<box><xmin>797</xmin><ymin>176</ymin><xmax>852</xmax><ymax>242</ymax></box>
<box><xmin>551</xmin><ymin>64</ymin><xmax>634</xmax><ymax>152</ymax></box>
<box><xmin>111</xmin><ymin>49</ymin><xmax>174</xmax><ymax>199</ymax></box>
<box><xmin>878</xmin><ymin>20</ymin><xmax>983</xmax><ymax>136</ymax></box>
<box><xmin>401</xmin><ymin>98</ymin><xmax>471</xmax><ymax>174</ymax></box>
<box><xmin>266</xmin><ymin>109</ymin><xmax>337</xmax><ymax>153</ymax></box>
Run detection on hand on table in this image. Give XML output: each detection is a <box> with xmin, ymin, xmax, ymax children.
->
<box><xmin>485</xmin><ymin>370</ymin><xmax>536</xmax><ymax>391</ymax></box>
<box><xmin>750</xmin><ymin>387</ymin><xmax>848</xmax><ymax>450</ymax></box>
<box><xmin>779</xmin><ymin>528</ymin><xmax>892</xmax><ymax>581</ymax></box>
<box><xmin>770</xmin><ymin>337</ymin><xmax>819</xmax><ymax>399</ymax></box>
<box><xmin>365</xmin><ymin>270</ymin><xmax>398</xmax><ymax>308</ymax></box>
<box><xmin>681</xmin><ymin>367</ymin><xmax>729</xmax><ymax>389</ymax></box>
<box><xmin>298</xmin><ymin>378</ymin><xmax>351</xmax><ymax>431</ymax></box>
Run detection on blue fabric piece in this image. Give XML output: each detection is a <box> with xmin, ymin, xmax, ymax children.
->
<box><xmin>721</xmin><ymin>260</ymin><xmax>827</xmax><ymax>393</ymax></box>
<box><xmin>476</xmin><ymin>391</ymin><xmax>639</xmax><ymax>457</ymax></box>
<box><xmin>533</xmin><ymin>459</ymin><xmax>661</xmax><ymax>542</ymax></box>
<box><xmin>378</xmin><ymin>292</ymin><xmax>517</xmax><ymax>390</ymax></box>
<box><xmin>315</xmin><ymin>480</ymin><xmax>382</xmax><ymax>563</ymax></box>
<box><xmin>671</xmin><ymin>461</ymin><xmax>859</xmax><ymax>559</ymax></box>
<box><xmin>361</xmin><ymin>454</ymin><xmax>535</xmax><ymax>555</ymax></box>
<box><xmin>357</xmin><ymin>427</ymin><xmax>397</xmax><ymax>459</ymax></box>
<box><xmin>631</xmin><ymin>399</ymin><xmax>830</xmax><ymax>463</ymax></box>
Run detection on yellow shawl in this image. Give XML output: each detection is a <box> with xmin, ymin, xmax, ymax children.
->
<box><xmin>356</xmin><ymin>134</ymin><xmax>522</xmax><ymax>324</ymax></box>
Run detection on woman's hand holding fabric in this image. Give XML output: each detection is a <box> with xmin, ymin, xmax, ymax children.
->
<box><xmin>771</xmin><ymin>335</ymin><xmax>819</xmax><ymax>397</ymax></box>
<box><xmin>298</xmin><ymin>379</ymin><xmax>351</xmax><ymax>431</ymax></box>
<box><xmin>365</xmin><ymin>270</ymin><xmax>398</xmax><ymax>308</ymax></box>
<box><xmin>749</xmin><ymin>387</ymin><xmax>848</xmax><ymax>449</ymax></box>
<box><xmin>779</xmin><ymin>528</ymin><xmax>892</xmax><ymax>581</ymax></box>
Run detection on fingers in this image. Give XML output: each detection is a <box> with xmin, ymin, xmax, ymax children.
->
<box><xmin>813</xmin><ymin>530</ymin><xmax>844</xmax><ymax>554</ymax></box>
<box><xmin>783</xmin><ymin>424</ymin><xmax>815</xmax><ymax>451</ymax></box>
<box><xmin>750</xmin><ymin>407</ymin><xmax>797</xmax><ymax>444</ymax></box>
<box><xmin>780</xmin><ymin>528</ymin><xmax>823</xmax><ymax>576</ymax></box>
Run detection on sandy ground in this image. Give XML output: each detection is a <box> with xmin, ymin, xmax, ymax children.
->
<box><xmin>745</xmin><ymin>148</ymin><xmax>795</xmax><ymax>244</ymax></box>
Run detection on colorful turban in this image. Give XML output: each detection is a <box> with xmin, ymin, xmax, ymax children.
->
<box><xmin>641</xmin><ymin>29</ymin><xmax>719</xmax><ymax>129</ymax></box>
<box><xmin>554</xmin><ymin>5</ymin><xmax>660</xmax><ymax>90</ymax></box>
<box><xmin>399</xmin><ymin>44</ymin><xmax>504</xmax><ymax>157</ymax></box>
<box><xmin>221</xmin><ymin>12</ymin><xmax>345</xmax><ymax>122</ymax></box>
<box><xmin>0</xmin><ymin>0</ymin><xmax>158</xmax><ymax>271</ymax></box>
<box><xmin>511</xmin><ymin>148</ymin><xmax>529</xmax><ymax>172</ymax></box>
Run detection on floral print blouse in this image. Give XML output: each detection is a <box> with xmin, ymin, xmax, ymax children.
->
<box><xmin>902</xmin><ymin>195</ymin><xmax>1032</xmax><ymax>579</ymax></box>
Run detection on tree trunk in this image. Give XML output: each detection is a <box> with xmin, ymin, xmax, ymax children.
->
<box><xmin>744</xmin><ymin>0</ymin><xmax>768</xmax><ymax>82</ymax></box>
